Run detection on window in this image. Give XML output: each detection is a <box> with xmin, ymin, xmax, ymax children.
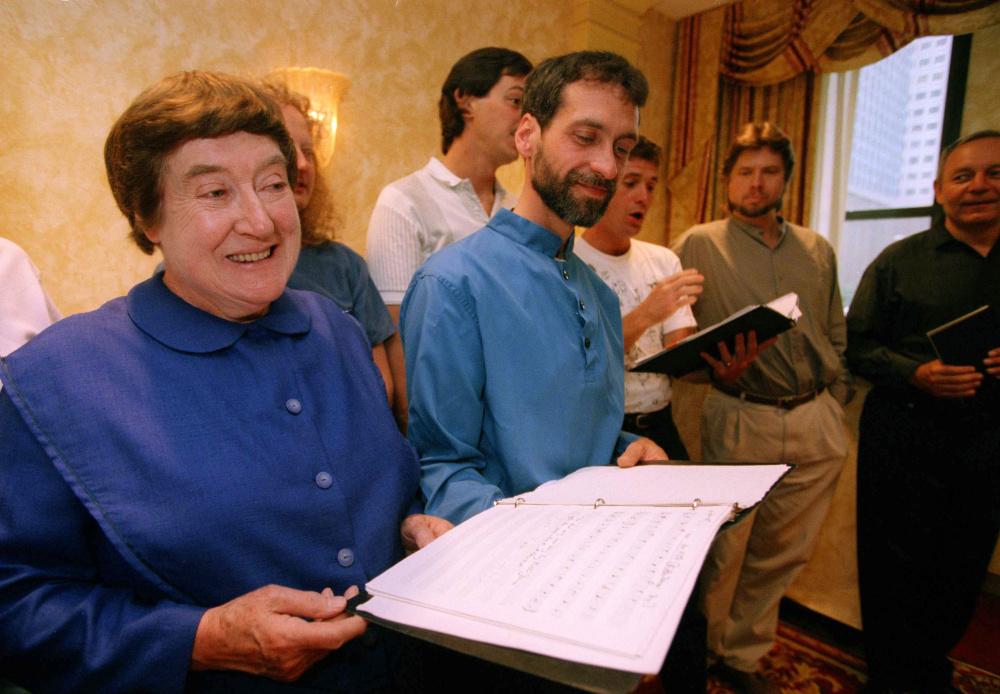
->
<box><xmin>838</xmin><ymin>34</ymin><xmax>969</xmax><ymax>309</ymax></box>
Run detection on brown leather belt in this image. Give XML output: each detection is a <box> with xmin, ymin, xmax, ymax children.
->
<box><xmin>622</xmin><ymin>404</ymin><xmax>673</xmax><ymax>430</ymax></box>
<box><xmin>712</xmin><ymin>382</ymin><xmax>824</xmax><ymax>410</ymax></box>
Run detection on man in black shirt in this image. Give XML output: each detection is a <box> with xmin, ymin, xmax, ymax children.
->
<box><xmin>846</xmin><ymin>130</ymin><xmax>1000</xmax><ymax>694</ymax></box>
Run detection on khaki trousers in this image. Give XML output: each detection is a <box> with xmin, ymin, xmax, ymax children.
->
<box><xmin>698</xmin><ymin>388</ymin><xmax>847</xmax><ymax>671</ymax></box>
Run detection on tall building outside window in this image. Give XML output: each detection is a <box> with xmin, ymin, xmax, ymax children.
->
<box><xmin>837</xmin><ymin>34</ymin><xmax>970</xmax><ymax>308</ymax></box>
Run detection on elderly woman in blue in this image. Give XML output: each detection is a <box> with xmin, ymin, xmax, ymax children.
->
<box><xmin>0</xmin><ymin>72</ymin><xmax>450</xmax><ymax>694</ymax></box>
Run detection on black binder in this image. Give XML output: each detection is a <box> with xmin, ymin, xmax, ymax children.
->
<box><xmin>927</xmin><ymin>305</ymin><xmax>1000</xmax><ymax>372</ymax></box>
<box><xmin>631</xmin><ymin>302</ymin><xmax>797</xmax><ymax>377</ymax></box>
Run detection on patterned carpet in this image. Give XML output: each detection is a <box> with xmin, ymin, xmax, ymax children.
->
<box><xmin>706</xmin><ymin>623</ymin><xmax>1000</xmax><ymax>694</ymax></box>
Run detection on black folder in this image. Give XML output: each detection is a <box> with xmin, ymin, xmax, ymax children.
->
<box><xmin>927</xmin><ymin>305</ymin><xmax>1000</xmax><ymax>371</ymax></box>
<box><xmin>630</xmin><ymin>302</ymin><xmax>797</xmax><ymax>377</ymax></box>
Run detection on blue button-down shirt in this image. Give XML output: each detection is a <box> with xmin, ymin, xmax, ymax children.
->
<box><xmin>401</xmin><ymin>208</ymin><xmax>637</xmax><ymax>525</ymax></box>
<box><xmin>0</xmin><ymin>277</ymin><xmax>420</xmax><ymax>693</ymax></box>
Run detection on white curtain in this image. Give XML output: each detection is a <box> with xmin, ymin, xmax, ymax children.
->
<box><xmin>808</xmin><ymin>70</ymin><xmax>858</xmax><ymax>252</ymax></box>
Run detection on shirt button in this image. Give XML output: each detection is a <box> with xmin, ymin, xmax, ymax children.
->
<box><xmin>315</xmin><ymin>471</ymin><xmax>333</xmax><ymax>489</ymax></box>
<box><xmin>579</xmin><ymin>300</ymin><xmax>585</xmax><ymax>310</ymax></box>
<box><xmin>285</xmin><ymin>398</ymin><xmax>302</xmax><ymax>414</ymax></box>
<box><xmin>585</xmin><ymin>338</ymin><xmax>591</xmax><ymax>348</ymax></box>
<box><xmin>338</xmin><ymin>548</ymin><xmax>355</xmax><ymax>567</ymax></box>
<box><xmin>562</xmin><ymin>269</ymin><xmax>570</xmax><ymax>280</ymax></box>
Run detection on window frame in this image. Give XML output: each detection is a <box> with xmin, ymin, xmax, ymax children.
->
<box><xmin>844</xmin><ymin>33</ymin><xmax>971</xmax><ymax>223</ymax></box>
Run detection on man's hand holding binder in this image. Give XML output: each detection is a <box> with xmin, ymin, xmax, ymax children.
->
<box><xmin>908</xmin><ymin>349</ymin><xmax>1000</xmax><ymax>398</ymax></box>
<box><xmin>401</xmin><ymin>514</ymin><xmax>454</xmax><ymax>553</ymax></box>
<box><xmin>986</xmin><ymin>347</ymin><xmax>1000</xmax><ymax>378</ymax></box>
<box><xmin>615</xmin><ymin>436</ymin><xmax>667</xmax><ymax>468</ymax></box>
<box><xmin>630</xmin><ymin>293</ymin><xmax>797</xmax><ymax>378</ymax></box>
<box><xmin>694</xmin><ymin>330</ymin><xmax>779</xmax><ymax>385</ymax></box>
<box><xmin>916</xmin><ymin>305</ymin><xmax>1000</xmax><ymax>397</ymax></box>
<box><xmin>909</xmin><ymin>359</ymin><xmax>984</xmax><ymax>398</ymax></box>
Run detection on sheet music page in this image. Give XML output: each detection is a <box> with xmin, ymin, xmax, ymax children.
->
<box><xmin>363</xmin><ymin>504</ymin><xmax>731</xmax><ymax>673</ymax></box>
<box><xmin>766</xmin><ymin>292</ymin><xmax>801</xmax><ymax>320</ymax></box>
<box><xmin>511</xmin><ymin>464</ymin><xmax>789</xmax><ymax>510</ymax></box>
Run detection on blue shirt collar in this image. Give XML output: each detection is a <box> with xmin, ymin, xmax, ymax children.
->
<box><xmin>488</xmin><ymin>208</ymin><xmax>575</xmax><ymax>258</ymax></box>
<box><xmin>127</xmin><ymin>276</ymin><xmax>311</xmax><ymax>353</ymax></box>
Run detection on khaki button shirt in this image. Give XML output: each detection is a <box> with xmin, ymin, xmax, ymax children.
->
<box><xmin>671</xmin><ymin>216</ymin><xmax>850</xmax><ymax>402</ymax></box>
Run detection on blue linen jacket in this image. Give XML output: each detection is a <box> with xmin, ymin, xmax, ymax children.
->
<box><xmin>0</xmin><ymin>277</ymin><xmax>421</xmax><ymax>693</ymax></box>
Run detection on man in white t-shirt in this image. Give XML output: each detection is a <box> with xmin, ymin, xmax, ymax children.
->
<box><xmin>366</xmin><ymin>47</ymin><xmax>533</xmax><ymax>319</ymax></box>
<box><xmin>575</xmin><ymin>137</ymin><xmax>702</xmax><ymax>459</ymax></box>
<box><xmin>1</xmin><ymin>236</ymin><xmax>61</xmax><ymax>358</ymax></box>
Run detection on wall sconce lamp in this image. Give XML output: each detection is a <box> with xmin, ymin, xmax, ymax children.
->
<box><xmin>266</xmin><ymin>67</ymin><xmax>351</xmax><ymax>168</ymax></box>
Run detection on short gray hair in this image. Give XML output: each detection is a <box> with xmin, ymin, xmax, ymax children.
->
<box><xmin>937</xmin><ymin>129</ymin><xmax>1000</xmax><ymax>180</ymax></box>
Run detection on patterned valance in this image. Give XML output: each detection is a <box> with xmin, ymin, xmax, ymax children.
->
<box><xmin>721</xmin><ymin>0</ymin><xmax>1000</xmax><ymax>86</ymax></box>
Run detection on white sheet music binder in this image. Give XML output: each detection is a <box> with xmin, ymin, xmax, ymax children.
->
<box><xmin>352</xmin><ymin>463</ymin><xmax>791</xmax><ymax>690</ymax></box>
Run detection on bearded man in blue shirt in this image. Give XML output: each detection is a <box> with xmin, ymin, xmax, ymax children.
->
<box><xmin>400</xmin><ymin>51</ymin><xmax>715</xmax><ymax>693</ymax></box>
<box><xmin>401</xmin><ymin>51</ymin><xmax>664</xmax><ymax>526</ymax></box>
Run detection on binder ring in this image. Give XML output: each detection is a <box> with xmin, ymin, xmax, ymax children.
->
<box><xmin>513</xmin><ymin>497</ymin><xmax>526</xmax><ymax>507</ymax></box>
<box><xmin>692</xmin><ymin>498</ymin><xmax>701</xmax><ymax>509</ymax></box>
<box><xmin>594</xmin><ymin>498</ymin><xmax>605</xmax><ymax>509</ymax></box>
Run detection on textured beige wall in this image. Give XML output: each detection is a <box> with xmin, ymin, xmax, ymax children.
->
<box><xmin>0</xmin><ymin>0</ymin><xmax>579</xmax><ymax>316</ymax></box>
<box><xmin>634</xmin><ymin>9</ymin><xmax>676</xmax><ymax>248</ymax></box>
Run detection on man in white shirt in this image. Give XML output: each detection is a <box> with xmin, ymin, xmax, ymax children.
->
<box><xmin>576</xmin><ymin>137</ymin><xmax>703</xmax><ymax>459</ymax></box>
<box><xmin>1</xmin><ymin>236</ymin><xmax>61</xmax><ymax>358</ymax></box>
<box><xmin>366</xmin><ymin>47</ymin><xmax>532</xmax><ymax>318</ymax></box>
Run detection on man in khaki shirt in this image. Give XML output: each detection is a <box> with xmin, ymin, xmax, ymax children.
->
<box><xmin>672</xmin><ymin>122</ymin><xmax>849</xmax><ymax>694</ymax></box>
